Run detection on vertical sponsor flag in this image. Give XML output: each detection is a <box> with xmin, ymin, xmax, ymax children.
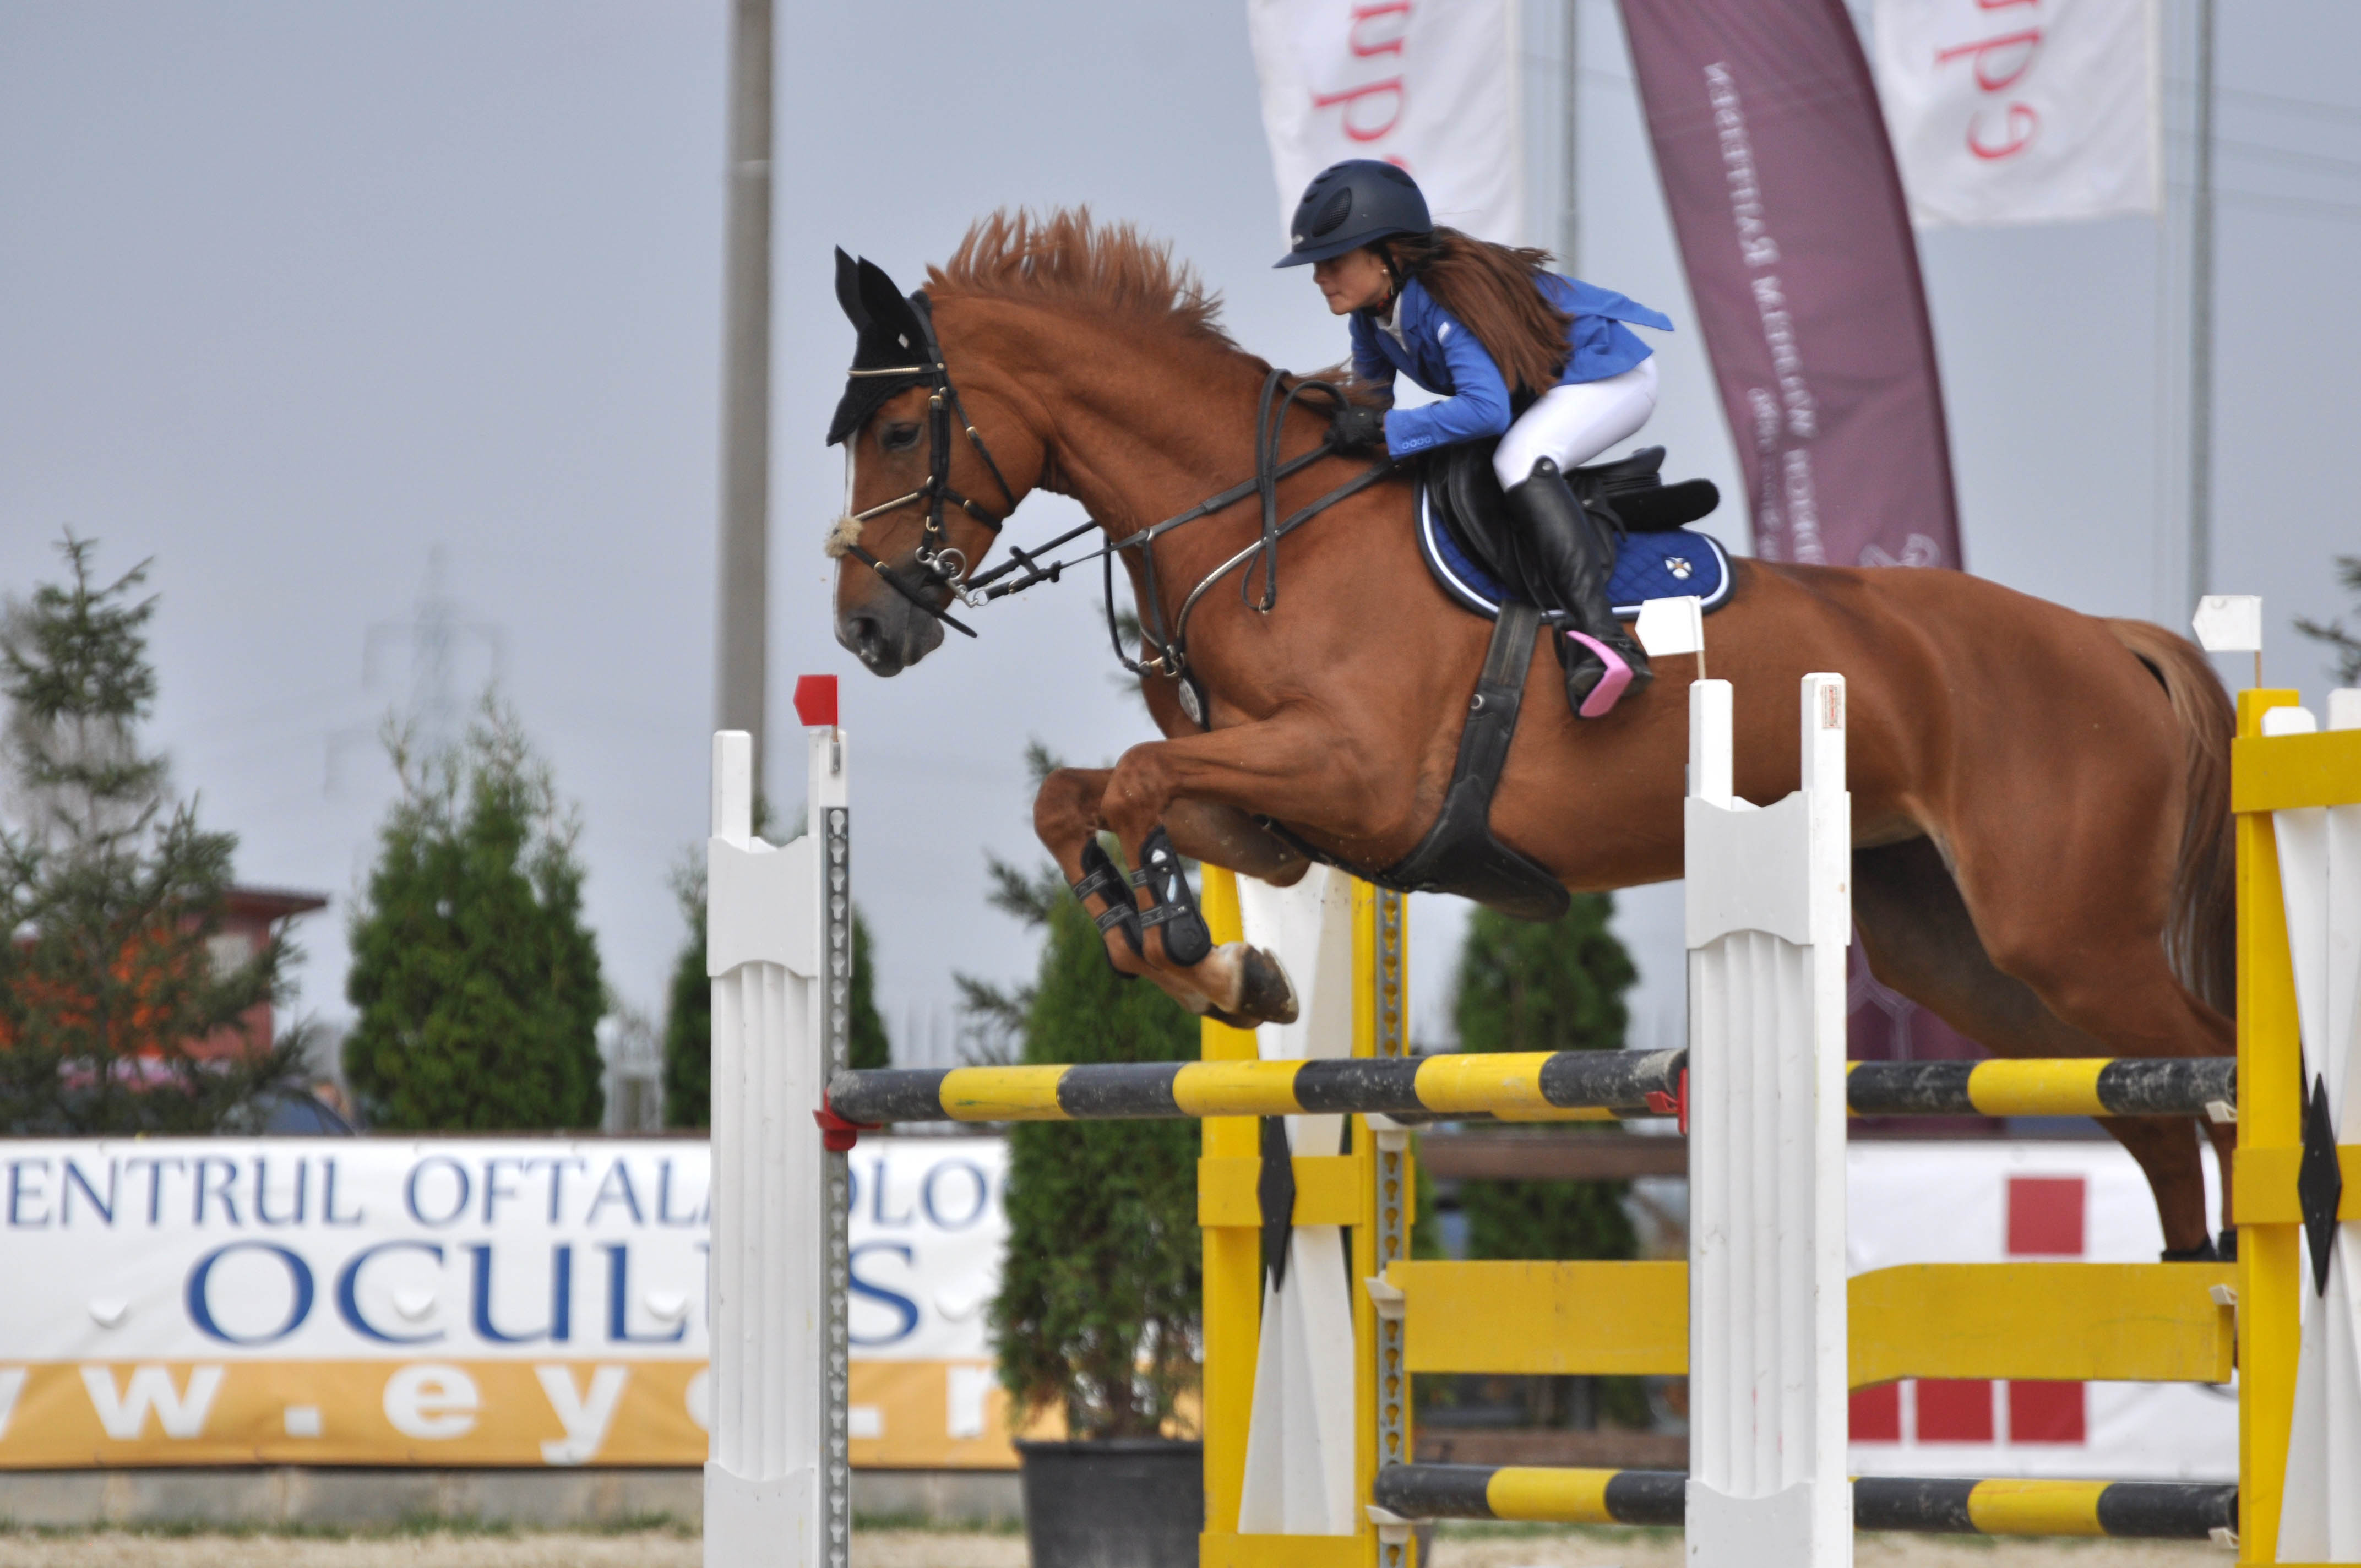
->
<box><xmin>1873</xmin><ymin>0</ymin><xmax>2161</xmax><ymax>227</ymax></box>
<box><xmin>1618</xmin><ymin>0</ymin><xmax>1961</xmax><ymax>571</ymax></box>
<box><xmin>1247</xmin><ymin>0</ymin><xmax>1523</xmax><ymax>245</ymax></box>
<box><xmin>1617</xmin><ymin>0</ymin><xmax>1973</xmax><ymax>1069</ymax></box>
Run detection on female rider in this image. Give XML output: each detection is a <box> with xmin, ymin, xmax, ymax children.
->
<box><xmin>1277</xmin><ymin>159</ymin><xmax>1672</xmax><ymax>718</ymax></box>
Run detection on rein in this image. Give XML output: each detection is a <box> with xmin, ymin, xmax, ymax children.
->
<box><xmin>854</xmin><ymin>346</ymin><xmax>1392</xmax><ymax>681</ymax></box>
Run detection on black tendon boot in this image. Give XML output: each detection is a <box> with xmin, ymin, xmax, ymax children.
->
<box><xmin>1503</xmin><ymin>458</ymin><xmax>1652</xmax><ymax>717</ymax></box>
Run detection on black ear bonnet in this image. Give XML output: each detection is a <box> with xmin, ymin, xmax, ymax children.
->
<box><xmin>828</xmin><ymin>248</ymin><xmax>935</xmax><ymax>447</ymax></box>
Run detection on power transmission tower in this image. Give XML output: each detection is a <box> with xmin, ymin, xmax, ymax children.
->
<box><xmin>327</xmin><ymin>547</ymin><xmax>504</xmax><ymax>792</ymax></box>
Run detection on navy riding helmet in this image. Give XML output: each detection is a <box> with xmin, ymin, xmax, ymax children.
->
<box><xmin>1274</xmin><ymin>159</ymin><xmax>1433</xmax><ymax>268</ymax></box>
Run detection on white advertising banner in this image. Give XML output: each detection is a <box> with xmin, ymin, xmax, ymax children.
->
<box><xmin>1846</xmin><ymin>1140</ymin><xmax>2234</xmax><ymax>1480</ymax></box>
<box><xmin>1872</xmin><ymin>0</ymin><xmax>2159</xmax><ymax>226</ymax></box>
<box><xmin>0</xmin><ymin>1130</ymin><xmax>2235</xmax><ymax>1478</ymax></box>
<box><xmin>1247</xmin><ymin>0</ymin><xmax>1523</xmax><ymax>245</ymax></box>
<box><xmin>0</xmin><ymin>1136</ymin><xmax>1018</xmax><ymax>1469</ymax></box>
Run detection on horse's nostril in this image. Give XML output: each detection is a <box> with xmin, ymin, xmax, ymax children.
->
<box><xmin>839</xmin><ymin>609</ymin><xmax>898</xmax><ymax>672</ymax></box>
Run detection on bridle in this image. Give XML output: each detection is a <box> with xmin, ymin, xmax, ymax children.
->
<box><xmin>839</xmin><ymin>302</ymin><xmax>1393</xmax><ymax>709</ymax></box>
<box><xmin>836</xmin><ymin>293</ymin><xmax>1021</xmax><ymax>638</ymax></box>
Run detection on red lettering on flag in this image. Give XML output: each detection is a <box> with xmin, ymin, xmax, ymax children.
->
<box><xmin>1311</xmin><ymin>79</ymin><xmax>1406</xmax><ymax>143</ymax></box>
<box><xmin>1934</xmin><ymin>29</ymin><xmax>2043</xmax><ymax>93</ymax></box>
<box><xmin>1348</xmin><ymin>2</ymin><xmax>1410</xmax><ymax>58</ymax></box>
<box><xmin>1970</xmin><ymin>104</ymin><xmax>2039</xmax><ymax>159</ymax></box>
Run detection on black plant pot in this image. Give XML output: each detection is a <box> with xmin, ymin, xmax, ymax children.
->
<box><xmin>1016</xmin><ymin>1438</ymin><xmax>1204</xmax><ymax>1568</ymax></box>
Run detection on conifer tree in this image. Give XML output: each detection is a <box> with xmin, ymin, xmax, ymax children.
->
<box><xmin>2296</xmin><ymin>555</ymin><xmax>2361</xmax><ymax>683</ymax></box>
<box><xmin>980</xmin><ymin>852</ymin><xmax>1200</xmax><ymax>1440</ymax></box>
<box><xmin>660</xmin><ymin>821</ymin><xmax>886</xmax><ymax>1130</ymax></box>
<box><xmin>660</xmin><ymin>888</ymin><xmax>710</xmax><ymax>1128</ymax></box>
<box><xmin>0</xmin><ymin>536</ymin><xmax>296</xmax><ymax>1133</ymax></box>
<box><xmin>1452</xmin><ymin>896</ymin><xmax>1638</xmax><ymax>1259</ymax></box>
<box><xmin>343</xmin><ymin>702</ymin><xmax>604</xmax><ymax>1129</ymax></box>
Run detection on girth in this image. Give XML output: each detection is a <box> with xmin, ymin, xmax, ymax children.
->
<box><xmin>1256</xmin><ymin>600</ymin><xmax>1569</xmax><ymax>922</ymax></box>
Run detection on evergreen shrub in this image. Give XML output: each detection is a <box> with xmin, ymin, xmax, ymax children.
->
<box><xmin>343</xmin><ymin>704</ymin><xmax>604</xmax><ymax>1130</ymax></box>
<box><xmin>0</xmin><ymin>537</ymin><xmax>298</xmax><ymax>1133</ymax></box>
<box><xmin>661</xmin><ymin>816</ymin><xmax>886</xmax><ymax>1129</ymax></box>
<box><xmin>980</xmin><ymin>856</ymin><xmax>1200</xmax><ymax>1441</ymax></box>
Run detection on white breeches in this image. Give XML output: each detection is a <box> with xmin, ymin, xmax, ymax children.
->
<box><xmin>1490</xmin><ymin>357</ymin><xmax>1660</xmax><ymax>489</ymax></box>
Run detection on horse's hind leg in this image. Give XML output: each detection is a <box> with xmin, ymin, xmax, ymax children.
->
<box><xmin>1854</xmin><ymin>838</ymin><xmax>2224</xmax><ymax>1256</ymax></box>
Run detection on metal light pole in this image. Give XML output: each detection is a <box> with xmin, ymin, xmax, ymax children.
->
<box><xmin>716</xmin><ymin>0</ymin><xmax>774</xmax><ymax>794</ymax></box>
<box><xmin>1560</xmin><ymin>0</ymin><xmax>1580</xmax><ymax>274</ymax></box>
<box><xmin>2187</xmin><ymin>0</ymin><xmax>2215</xmax><ymax>608</ymax></box>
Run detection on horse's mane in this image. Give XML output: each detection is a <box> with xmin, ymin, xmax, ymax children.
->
<box><xmin>927</xmin><ymin>209</ymin><xmax>1241</xmax><ymax>353</ymax></box>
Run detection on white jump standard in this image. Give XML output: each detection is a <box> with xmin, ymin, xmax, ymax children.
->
<box><xmin>703</xmin><ymin>689</ymin><xmax>854</xmax><ymax>1568</ymax></box>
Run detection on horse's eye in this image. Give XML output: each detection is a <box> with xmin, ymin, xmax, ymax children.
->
<box><xmin>880</xmin><ymin>422</ymin><xmax>921</xmax><ymax>453</ymax></box>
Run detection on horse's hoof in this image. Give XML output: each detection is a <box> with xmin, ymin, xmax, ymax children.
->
<box><xmin>1237</xmin><ymin>945</ymin><xmax>1300</xmax><ymax>1026</ymax></box>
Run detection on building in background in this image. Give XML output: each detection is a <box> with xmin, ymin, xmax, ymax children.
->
<box><xmin>194</xmin><ymin>887</ymin><xmax>329</xmax><ymax>1061</ymax></box>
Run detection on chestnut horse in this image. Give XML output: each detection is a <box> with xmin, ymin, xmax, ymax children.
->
<box><xmin>828</xmin><ymin>213</ymin><xmax>2238</xmax><ymax>1255</ymax></box>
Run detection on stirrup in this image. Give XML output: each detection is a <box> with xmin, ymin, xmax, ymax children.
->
<box><xmin>1563</xmin><ymin>629</ymin><xmax>1640</xmax><ymax>719</ymax></box>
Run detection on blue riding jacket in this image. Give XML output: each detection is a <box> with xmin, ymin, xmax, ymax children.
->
<box><xmin>1348</xmin><ymin>273</ymin><xmax>1674</xmax><ymax>458</ymax></box>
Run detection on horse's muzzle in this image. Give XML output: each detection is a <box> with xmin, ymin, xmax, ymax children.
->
<box><xmin>836</xmin><ymin>584</ymin><xmax>945</xmax><ymax>676</ymax></box>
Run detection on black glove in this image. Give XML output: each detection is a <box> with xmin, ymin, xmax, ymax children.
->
<box><xmin>1328</xmin><ymin>403</ymin><xmax>1389</xmax><ymax>454</ymax></box>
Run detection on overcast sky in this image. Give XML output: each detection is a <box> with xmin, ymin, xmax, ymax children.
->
<box><xmin>4</xmin><ymin>1</ymin><xmax>2358</xmax><ymax>1067</ymax></box>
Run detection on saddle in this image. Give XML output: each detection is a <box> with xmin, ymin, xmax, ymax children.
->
<box><xmin>1432</xmin><ymin>442</ymin><xmax>1722</xmax><ymax>611</ymax></box>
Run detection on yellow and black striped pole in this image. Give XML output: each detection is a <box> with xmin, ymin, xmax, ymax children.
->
<box><xmin>1370</xmin><ymin>1465</ymin><xmax>2236</xmax><ymax>1541</ymax></box>
<box><xmin>826</xmin><ymin>1049</ymin><xmax>1681</xmax><ymax>1125</ymax></box>
<box><xmin>825</xmin><ymin>1051</ymin><xmax>2233</xmax><ymax>1126</ymax></box>
<box><xmin>1844</xmin><ymin>1057</ymin><xmax>2235</xmax><ymax>1120</ymax></box>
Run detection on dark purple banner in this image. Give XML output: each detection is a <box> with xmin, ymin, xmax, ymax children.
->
<box><xmin>1617</xmin><ymin>0</ymin><xmax>1982</xmax><ymax>1087</ymax></box>
<box><xmin>1618</xmin><ymin>0</ymin><xmax>1961</xmax><ymax>571</ymax></box>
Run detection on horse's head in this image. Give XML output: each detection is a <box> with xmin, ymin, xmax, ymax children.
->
<box><xmin>826</xmin><ymin>250</ymin><xmax>1032</xmax><ymax>676</ymax></box>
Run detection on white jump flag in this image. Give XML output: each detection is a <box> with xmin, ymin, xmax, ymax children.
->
<box><xmin>2192</xmin><ymin>594</ymin><xmax>2262</xmax><ymax>654</ymax></box>
<box><xmin>2193</xmin><ymin>593</ymin><xmax>2264</xmax><ymax>687</ymax></box>
<box><xmin>1636</xmin><ymin>595</ymin><xmax>1706</xmax><ymax>661</ymax></box>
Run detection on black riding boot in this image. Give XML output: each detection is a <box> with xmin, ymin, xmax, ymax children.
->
<box><xmin>1504</xmin><ymin>458</ymin><xmax>1652</xmax><ymax>717</ymax></box>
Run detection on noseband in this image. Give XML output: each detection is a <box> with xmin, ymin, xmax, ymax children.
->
<box><xmin>839</xmin><ymin>295</ymin><xmax>1021</xmax><ymax>638</ymax></box>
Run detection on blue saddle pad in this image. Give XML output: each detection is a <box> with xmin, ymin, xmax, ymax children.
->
<box><xmin>1417</xmin><ymin>480</ymin><xmax>1734</xmax><ymax>623</ymax></box>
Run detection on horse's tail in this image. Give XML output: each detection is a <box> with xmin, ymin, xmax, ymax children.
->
<box><xmin>2107</xmin><ymin>618</ymin><xmax>2237</xmax><ymax>1017</ymax></box>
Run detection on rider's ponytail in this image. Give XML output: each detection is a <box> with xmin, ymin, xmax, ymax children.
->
<box><xmin>1383</xmin><ymin>228</ymin><xmax>1573</xmax><ymax>401</ymax></box>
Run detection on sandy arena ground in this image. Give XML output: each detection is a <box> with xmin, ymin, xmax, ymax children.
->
<box><xmin>0</xmin><ymin>1527</ymin><xmax>2232</xmax><ymax>1567</ymax></box>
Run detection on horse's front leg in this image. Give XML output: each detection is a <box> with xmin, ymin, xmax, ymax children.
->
<box><xmin>1034</xmin><ymin>766</ymin><xmax>1158</xmax><ymax>984</ymax></box>
<box><xmin>1099</xmin><ymin>715</ymin><xmax>1391</xmax><ymax>1025</ymax></box>
<box><xmin>1032</xmin><ymin>769</ymin><xmax>1314</xmax><ymax>1014</ymax></box>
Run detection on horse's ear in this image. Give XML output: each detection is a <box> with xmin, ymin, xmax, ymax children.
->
<box><xmin>835</xmin><ymin>248</ymin><xmax>870</xmax><ymax>329</ymax></box>
<box><xmin>856</xmin><ymin>258</ymin><xmax>922</xmax><ymax>350</ymax></box>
